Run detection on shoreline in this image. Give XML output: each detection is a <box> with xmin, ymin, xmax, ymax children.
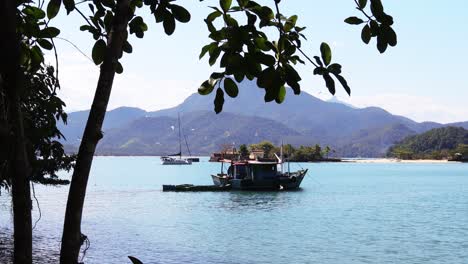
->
<box><xmin>342</xmin><ymin>158</ymin><xmax>460</xmax><ymax>164</ymax></box>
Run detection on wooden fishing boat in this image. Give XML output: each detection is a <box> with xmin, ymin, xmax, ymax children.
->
<box><xmin>211</xmin><ymin>159</ymin><xmax>307</xmax><ymax>190</ymax></box>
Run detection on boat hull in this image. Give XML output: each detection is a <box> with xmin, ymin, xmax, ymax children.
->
<box><xmin>161</xmin><ymin>158</ymin><xmax>192</xmax><ymax>165</ymax></box>
<box><xmin>212</xmin><ymin>169</ymin><xmax>308</xmax><ymax>190</ymax></box>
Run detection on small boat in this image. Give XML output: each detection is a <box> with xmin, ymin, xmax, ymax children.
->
<box><xmin>211</xmin><ymin>159</ymin><xmax>307</xmax><ymax>191</ymax></box>
<box><xmin>161</xmin><ymin>113</ymin><xmax>192</xmax><ymax>165</ymax></box>
<box><xmin>161</xmin><ymin>156</ymin><xmax>192</xmax><ymax>165</ymax></box>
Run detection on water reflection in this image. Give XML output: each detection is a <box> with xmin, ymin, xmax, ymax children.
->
<box><xmin>215</xmin><ymin>191</ymin><xmax>302</xmax><ymax>212</ymax></box>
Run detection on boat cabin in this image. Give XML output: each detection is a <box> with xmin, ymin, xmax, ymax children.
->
<box><xmin>227</xmin><ymin>161</ymin><xmax>279</xmax><ymax>182</ymax></box>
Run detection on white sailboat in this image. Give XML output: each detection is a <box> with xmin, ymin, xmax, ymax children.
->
<box><xmin>161</xmin><ymin>113</ymin><xmax>192</xmax><ymax>165</ymax></box>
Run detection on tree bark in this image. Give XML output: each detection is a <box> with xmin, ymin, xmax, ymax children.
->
<box><xmin>60</xmin><ymin>0</ymin><xmax>132</xmax><ymax>263</ymax></box>
<box><xmin>0</xmin><ymin>0</ymin><xmax>33</xmax><ymax>263</ymax></box>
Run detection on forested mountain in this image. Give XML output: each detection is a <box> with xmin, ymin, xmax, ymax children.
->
<box><xmin>387</xmin><ymin>127</ymin><xmax>468</xmax><ymax>159</ymax></box>
<box><xmin>96</xmin><ymin>111</ymin><xmax>300</xmax><ymax>155</ymax></box>
<box><xmin>60</xmin><ymin>80</ymin><xmax>467</xmax><ymax>157</ymax></box>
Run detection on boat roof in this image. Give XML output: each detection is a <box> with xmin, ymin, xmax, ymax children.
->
<box><xmin>219</xmin><ymin>159</ymin><xmax>279</xmax><ymax>165</ymax></box>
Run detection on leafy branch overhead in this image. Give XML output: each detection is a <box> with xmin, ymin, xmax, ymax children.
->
<box><xmin>198</xmin><ymin>0</ymin><xmax>397</xmax><ymax>113</ymax></box>
<box><xmin>345</xmin><ymin>0</ymin><xmax>397</xmax><ymax>53</ymax></box>
<box><xmin>46</xmin><ymin>0</ymin><xmax>192</xmax><ymax>74</ymax></box>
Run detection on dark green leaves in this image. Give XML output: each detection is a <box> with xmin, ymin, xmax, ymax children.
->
<box><xmin>40</xmin><ymin>27</ymin><xmax>60</xmax><ymax>38</ymax></box>
<box><xmin>23</xmin><ymin>6</ymin><xmax>46</xmax><ymax>19</ymax></box>
<box><xmin>47</xmin><ymin>0</ymin><xmax>61</xmax><ymax>19</ymax></box>
<box><xmin>284</xmin><ymin>15</ymin><xmax>298</xmax><ymax>32</ymax></box>
<box><xmin>63</xmin><ymin>0</ymin><xmax>75</xmax><ymax>14</ymax></box>
<box><xmin>361</xmin><ymin>25</ymin><xmax>371</xmax><ymax>44</ymax></box>
<box><xmin>92</xmin><ymin>39</ymin><xmax>106</xmax><ymax>65</ymax></box>
<box><xmin>276</xmin><ymin>86</ymin><xmax>286</xmax><ymax>104</ymax></box>
<box><xmin>129</xmin><ymin>16</ymin><xmax>148</xmax><ymax>38</ymax></box>
<box><xmin>224</xmin><ymin>78</ymin><xmax>238</xmax><ymax>98</ymax></box>
<box><xmin>220</xmin><ymin>0</ymin><xmax>232</xmax><ymax>13</ymax></box>
<box><xmin>335</xmin><ymin>75</ymin><xmax>351</xmax><ymax>96</ymax></box>
<box><xmin>344</xmin><ymin>17</ymin><xmax>364</xmax><ymax>25</ymax></box>
<box><xmin>214</xmin><ymin>88</ymin><xmax>225</xmax><ymax>114</ymax></box>
<box><xmin>382</xmin><ymin>25</ymin><xmax>397</xmax><ymax>47</ymax></box>
<box><xmin>323</xmin><ymin>74</ymin><xmax>335</xmax><ymax>95</ymax></box>
<box><xmin>347</xmin><ymin>0</ymin><xmax>397</xmax><ymax>53</ymax></box>
<box><xmin>370</xmin><ymin>0</ymin><xmax>384</xmax><ymax>18</ymax></box>
<box><xmin>198</xmin><ymin>79</ymin><xmax>215</xmax><ymax>95</ymax></box>
<box><xmin>170</xmin><ymin>5</ymin><xmax>191</xmax><ymax>23</ymax></box>
<box><xmin>115</xmin><ymin>61</ymin><xmax>123</xmax><ymax>74</ymax></box>
<box><xmin>358</xmin><ymin>0</ymin><xmax>368</xmax><ymax>9</ymax></box>
<box><xmin>163</xmin><ymin>12</ymin><xmax>176</xmax><ymax>35</ymax></box>
<box><xmin>320</xmin><ymin>42</ymin><xmax>332</xmax><ymax>66</ymax></box>
<box><xmin>37</xmin><ymin>39</ymin><xmax>53</xmax><ymax>50</ymax></box>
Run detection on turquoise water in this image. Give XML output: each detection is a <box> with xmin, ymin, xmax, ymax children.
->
<box><xmin>1</xmin><ymin>157</ymin><xmax>468</xmax><ymax>263</ymax></box>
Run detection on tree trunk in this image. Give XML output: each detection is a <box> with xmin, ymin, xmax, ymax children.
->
<box><xmin>60</xmin><ymin>0</ymin><xmax>132</xmax><ymax>263</ymax></box>
<box><xmin>0</xmin><ymin>0</ymin><xmax>33</xmax><ymax>263</ymax></box>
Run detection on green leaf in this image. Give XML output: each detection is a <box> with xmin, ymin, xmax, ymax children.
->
<box><xmin>208</xmin><ymin>47</ymin><xmax>221</xmax><ymax>66</ymax></box>
<box><xmin>344</xmin><ymin>17</ymin><xmax>364</xmax><ymax>25</ymax></box>
<box><xmin>370</xmin><ymin>0</ymin><xmax>384</xmax><ymax>18</ymax></box>
<box><xmin>170</xmin><ymin>4</ymin><xmax>191</xmax><ymax>23</ymax></box>
<box><xmin>163</xmin><ymin>12</ymin><xmax>176</xmax><ymax>35</ymax></box>
<box><xmin>275</xmin><ymin>85</ymin><xmax>286</xmax><ymax>104</ymax></box>
<box><xmin>313</xmin><ymin>56</ymin><xmax>323</xmax><ymax>67</ymax></box>
<box><xmin>327</xmin><ymin>63</ymin><xmax>342</xmax><ymax>75</ymax></box>
<box><xmin>284</xmin><ymin>15</ymin><xmax>298</xmax><ymax>32</ymax></box>
<box><xmin>334</xmin><ymin>75</ymin><xmax>351</xmax><ymax>96</ymax></box>
<box><xmin>123</xmin><ymin>41</ymin><xmax>133</xmax><ymax>53</ymax></box>
<box><xmin>358</xmin><ymin>0</ymin><xmax>368</xmax><ymax>9</ymax></box>
<box><xmin>199</xmin><ymin>43</ymin><xmax>216</xmax><ymax>59</ymax></box>
<box><xmin>224</xmin><ymin>78</ymin><xmax>238</xmax><ymax>98</ymax></box>
<box><xmin>257</xmin><ymin>67</ymin><xmax>276</xmax><ymax>89</ymax></box>
<box><xmin>361</xmin><ymin>24</ymin><xmax>371</xmax><ymax>44</ymax></box>
<box><xmin>376</xmin><ymin>30</ymin><xmax>388</xmax><ymax>53</ymax></box>
<box><xmin>220</xmin><ymin>0</ymin><xmax>232</xmax><ymax>13</ymax></box>
<box><xmin>198</xmin><ymin>80</ymin><xmax>214</xmax><ymax>95</ymax></box>
<box><xmin>23</xmin><ymin>6</ymin><xmax>46</xmax><ymax>19</ymax></box>
<box><xmin>369</xmin><ymin>20</ymin><xmax>379</xmax><ymax>36</ymax></box>
<box><xmin>37</xmin><ymin>39</ymin><xmax>53</xmax><ymax>50</ymax></box>
<box><xmin>320</xmin><ymin>42</ymin><xmax>332</xmax><ymax>66</ymax></box>
<box><xmin>92</xmin><ymin>39</ymin><xmax>106</xmax><ymax>65</ymax></box>
<box><xmin>214</xmin><ymin>88</ymin><xmax>225</xmax><ymax>114</ymax></box>
<box><xmin>40</xmin><ymin>27</ymin><xmax>60</xmax><ymax>38</ymax></box>
<box><xmin>382</xmin><ymin>25</ymin><xmax>397</xmax><ymax>47</ymax></box>
<box><xmin>47</xmin><ymin>0</ymin><xmax>61</xmax><ymax>19</ymax></box>
<box><xmin>115</xmin><ymin>61</ymin><xmax>123</xmax><ymax>74</ymax></box>
<box><xmin>63</xmin><ymin>0</ymin><xmax>75</xmax><ymax>14</ymax></box>
<box><xmin>128</xmin><ymin>256</ymin><xmax>144</xmax><ymax>264</ymax></box>
<box><xmin>323</xmin><ymin>73</ymin><xmax>335</xmax><ymax>95</ymax></box>
<box><xmin>207</xmin><ymin>11</ymin><xmax>222</xmax><ymax>22</ymax></box>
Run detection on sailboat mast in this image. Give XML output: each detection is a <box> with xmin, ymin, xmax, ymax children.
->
<box><xmin>178</xmin><ymin>113</ymin><xmax>182</xmax><ymax>158</ymax></box>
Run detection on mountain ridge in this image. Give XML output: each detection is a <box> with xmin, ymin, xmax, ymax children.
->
<box><xmin>59</xmin><ymin>80</ymin><xmax>466</xmax><ymax>157</ymax></box>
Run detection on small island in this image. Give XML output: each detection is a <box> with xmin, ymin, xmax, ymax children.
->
<box><xmin>210</xmin><ymin>141</ymin><xmax>341</xmax><ymax>162</ymax></box>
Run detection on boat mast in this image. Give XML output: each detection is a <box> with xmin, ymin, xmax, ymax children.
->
<box><xmin>184</xmin><ymin>135</ymin><xmax>192</xmax><ymax>157</ymax></box>
<box><xmin>280</xmin><ymin>140</ymin><xmax>284</xmax><ymax>173</ymax></box>
<box><xmin>178</xmin><ymin>113</ymin><xmax>182</xmax><ymax>159</ymax></box>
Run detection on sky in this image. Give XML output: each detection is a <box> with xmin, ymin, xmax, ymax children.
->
<box><xmin>46</xmin><ymin>0</ymin><xmax>468</xmax><ymax>123</ymax></box>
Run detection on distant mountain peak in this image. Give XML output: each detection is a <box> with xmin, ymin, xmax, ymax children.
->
<box><xmin>326</xmin><ymin>96</ymin><xmax>357</xmax><ymax>109</ymax></box>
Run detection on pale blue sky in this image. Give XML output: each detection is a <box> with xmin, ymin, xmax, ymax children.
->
<box><xmin>48</xmin><ymin>0</ymin><xmax>468</xmax><ymax>123</ymax></box>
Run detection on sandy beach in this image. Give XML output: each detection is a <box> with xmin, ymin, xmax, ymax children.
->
<box><xmin>342</xmin><ymin>158</ymin><xmax>457</xmax><ymax>164</ymax></box>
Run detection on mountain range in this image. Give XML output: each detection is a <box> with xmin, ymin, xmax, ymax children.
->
<box><xmin>59</xmin><ymin>80</ymin><xmax>467</xmax><ymax>157</ymax></box>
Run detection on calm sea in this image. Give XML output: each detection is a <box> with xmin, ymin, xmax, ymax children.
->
<box><xmin>1</xmin><ymin>157</ymin><xmax>468</xmax><ymax>263</ymax></box>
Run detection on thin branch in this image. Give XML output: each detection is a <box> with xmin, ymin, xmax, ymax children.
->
<box><xmin>295</xmin><ymin>44</ymin><xmax>318</xmax><ymax>68</ymax></box>
<box><xmin>75</xmin><ymin>6</ymin><xmax>94</xmax><ymax>28</ymax></box>
<box><xmin>44</xmin><ymin>19</ymin><xmax>61</xmax><ymax>92</ymax></box>
<box><xmin>353</xmin><ymin>0</ymin><xmax>373</xmax><ymax>21</ymax></box>
<box><xmin>56</xmin><ymin>37</ymin><xmax>94</xmax><ymax>64</ymax></box>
